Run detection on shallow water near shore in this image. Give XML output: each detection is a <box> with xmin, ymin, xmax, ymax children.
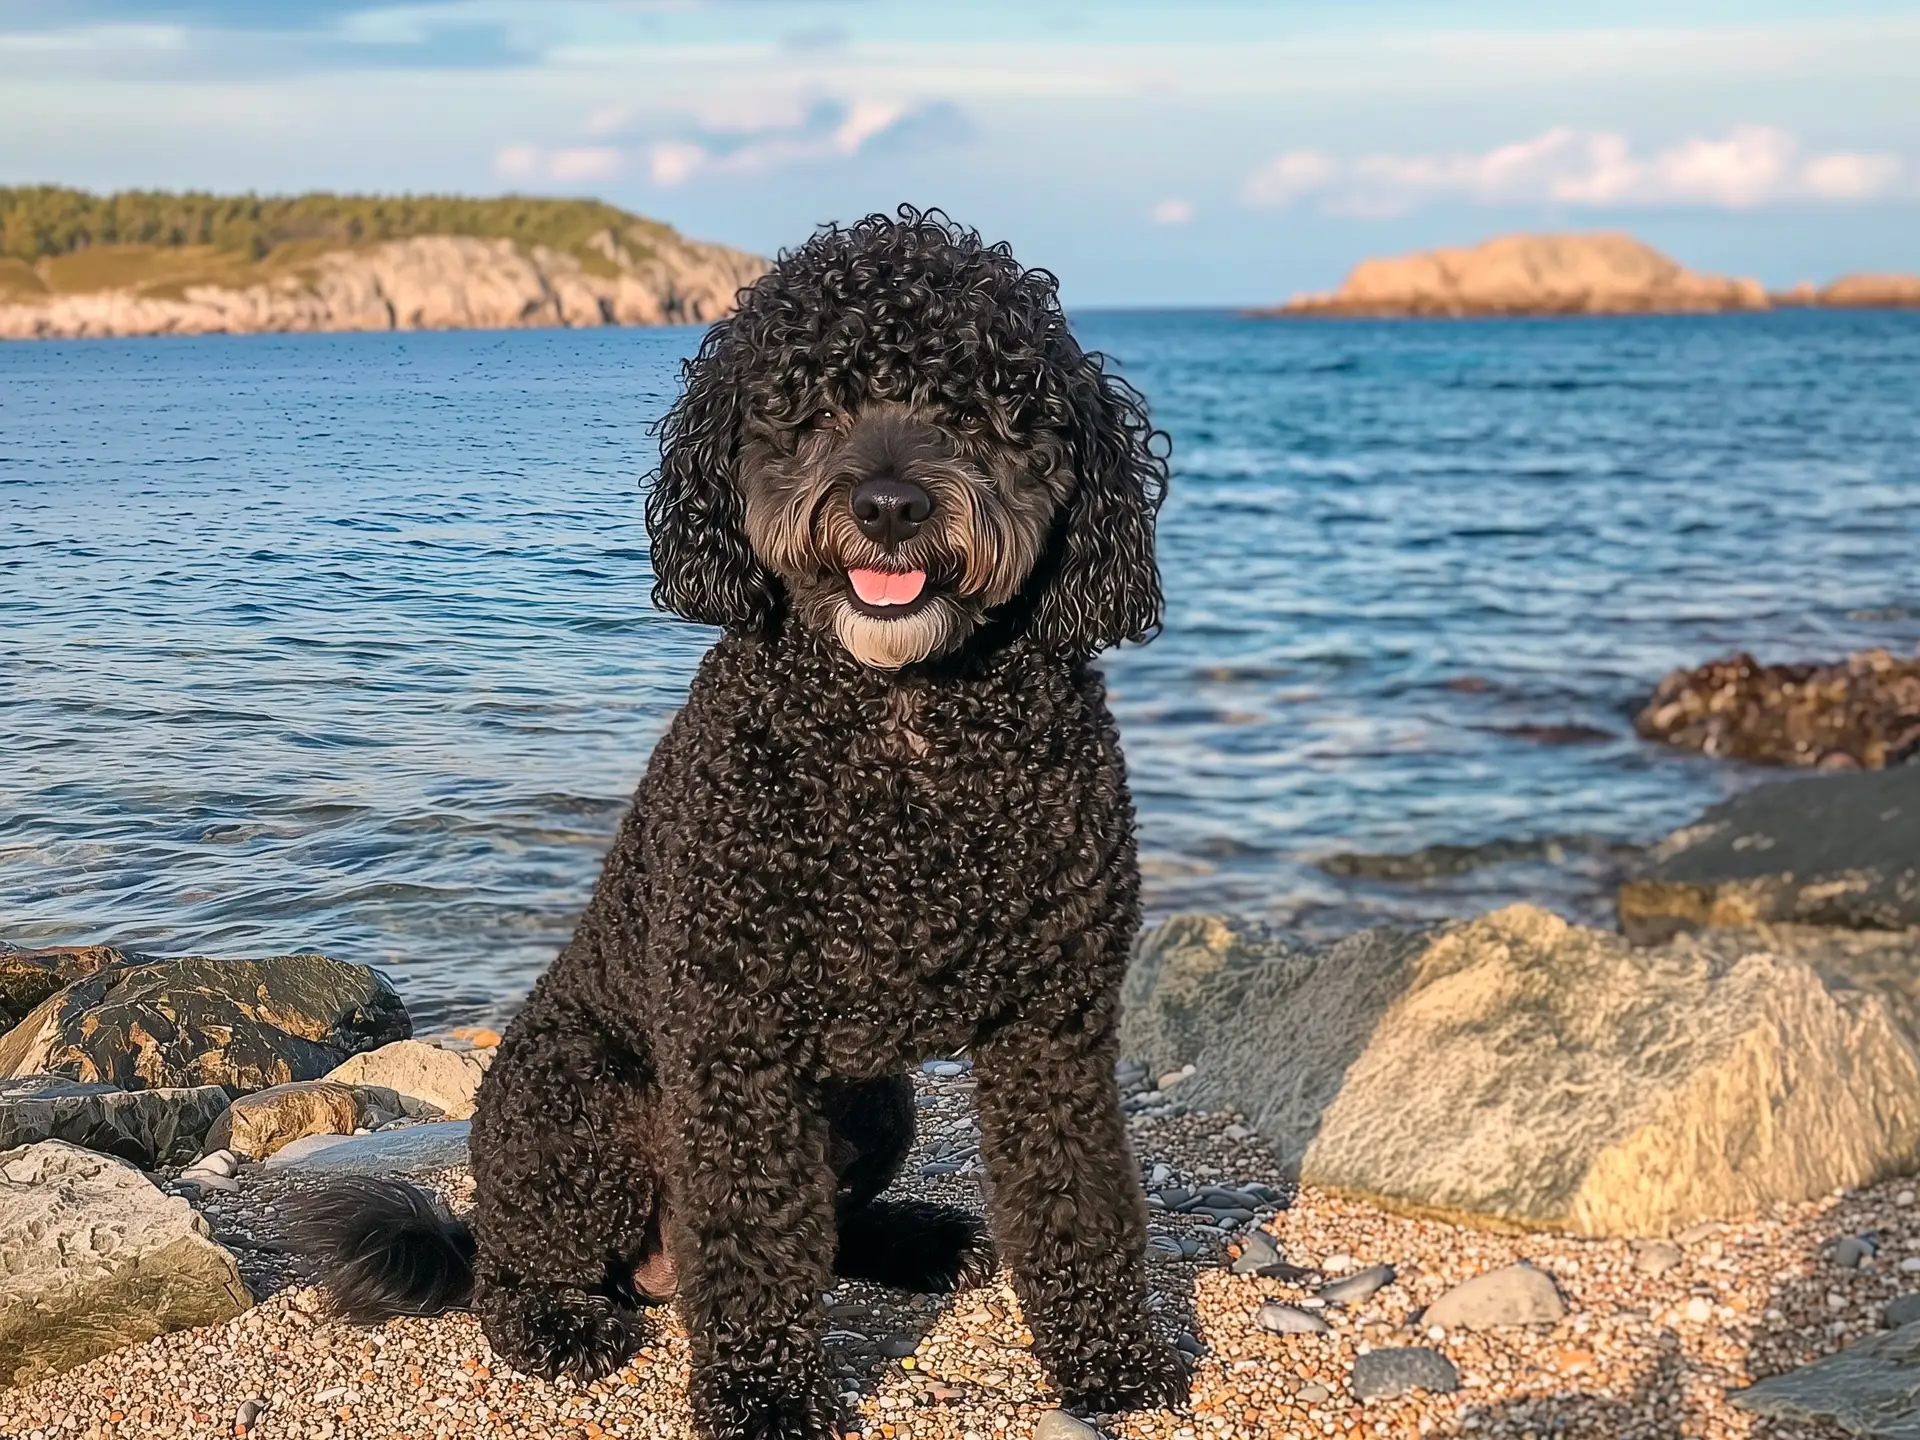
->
<box><xmin>3</xmin><ymin>310</ymin><xmax>1917</xmax><ymax>1026</ymax></box>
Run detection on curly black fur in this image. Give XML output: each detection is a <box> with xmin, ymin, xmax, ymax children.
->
<box><xmin>288</xmin><ymin>1177</ymin><xmax>475</xmax><ymax>1321</ymax></box>
<box><xmin>303</xmin><ymin>207</ymin><xmax>1184</xmax><ymax>1439</ymax></box>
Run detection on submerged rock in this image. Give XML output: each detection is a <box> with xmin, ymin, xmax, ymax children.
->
<box><xmin>0</xmin><ymin>1076</ymin><xmax>229</xmax><ymax>1168</ymax></box>
<box><xmin>1634</xmin><ymin>648</ymin><xmax>1920</xmax><ymax>770</ymax></box>
<box><xmin>0</xmin><ymin>1140</ymin><xmax>251</xmax><ymax>1387</ymax></box>
<box><xmin>1265</xmin><ymin>232</ymin><xmax>1767</xmax><ymax>319</ymax></box>
<box><xmin>1619</xmin><ymin>765</ymin><xmax>1920</xmax><ymax>941</ymax></box>
<box><xmin>1121</xmin><ymin>905</ymin><xmax>1920</xmax><ymax>1237</ymax></box>
<box><xmin>0</xmin><ymin>950</ymin><xmax>409</xmax><ymax>1092</ymax></box>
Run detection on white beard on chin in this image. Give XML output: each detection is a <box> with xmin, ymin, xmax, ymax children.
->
<box><xmin>834</xmin><ymin>601</ymin><xmax>964</xmax><ymax>671</ymax></box>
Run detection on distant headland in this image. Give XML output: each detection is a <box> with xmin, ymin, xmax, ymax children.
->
<box><xmin>1258</xmin><ymin>231</ymin><xmax>1920</xmax><ymax>319</ymax></box>
<box><xmin>0</xmin><ymin>187</ymin><xmax>767</xmax><ymax>340</ymax></box>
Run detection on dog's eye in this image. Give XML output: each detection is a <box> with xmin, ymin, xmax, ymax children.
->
<box><xmin>809</xmin><ymin>406</ymin><xmax>840</xmax><ymax>429</ymax></box>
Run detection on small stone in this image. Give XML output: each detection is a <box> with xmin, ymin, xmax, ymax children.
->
<box><xmin>1322</xmin><ymin>1253</ymin><xmax>1357</xmax><ymax>1273</ymax></box>
<box><xmin>195</xmin><ymin>1148</ymin><xmax>237</xmax><ymax>1178</ymax></box>
<box><xmin>1158</xmin><ymin>1188</ymin><xmax>1193</xmax><ymax>1210</ymax></box>
<box><xmin>879</xmin><ymin>1336</ymin><xmax>918</xmax><ymax>1359</ymax></box>
<box><xmin>1632</xmin><ymin>1240</ymin><xmax>1684</xmax><ymax>1275</ymax></box>
<box><xmin>1033</xmin><ymin>1412</ymin><xmax>1099</xmax><ymax>1440</ymax></box>
<box><xmin>1899</xmin><ymin>1256</ymin><xmax>1920</xmax><ymax>1274</ymax></box>
<box><xmin>1350</xmin><ymin>1347</ymin><xmax>1459</xmax><ymax>1401</ymax></box>
<box><xmin>1899</xmin><ymin>1189</ymin><xmax>1917</xmax><ymax>1208</ymax></box>
<box><xmin>1174</xmin><ymin>1332</ymin><xmax>1204</xmax><ymax>1356</ymax></box>
<box><xmin>1222</xmin><ymin>1124</ymin><xmax>1253</xmax><ymax>1142</ymax></box>
<box><xmin>1230</xmin><ymin>1231</ymin><xmax>1283</xmax><ymax>1276</ymax></box>
<box><xmin>1149</xmin><ymin>1237</ymin><xmax>1184</xmax><ymax>1258</ymax></box>
<box><xmin>925</xmin><ymin>1061</ymin><xmax>969</xmax><ymax>1078</ymax></box>
<box><xmin>1885</xmin><ymin>1294</ymin><xmax>1920</xmax><ymax>1328</ymax></box>
<box><xmin>1156</xmin><ymin>1070</ymin><xmax>1190</xmax><ymax>1092</ymax></box>
<box><xmin>1320</xmin><ymin>1264</ymin><xmax>1396</xmax><ymax>1306</ymax></box>
<box><xmin>235</xmin><ymin>1398</ymin><xmax>265</xmax><ymax>1431</ymax></box>
<box><xmin>1422</xmin><ymin>1263</ymin><xmax>1566</xmax><ymax>1330</ymax></box>
<box><xmin>1297</xmin><ymin>1383</ymin><xmax>1330</xmax><ymax>1404</ymax></box>
<box><xmin>1256</xmin><ymin>1302</ymin><xmax>1331</xmax><ymax>1335</ymax></box>
<box><xmin>920</xmin><ymin>1161</ymin><xmax>964</xmax><ymax>1177</ymax></box>
<box><xmin>1834</xmin><ymin>1235</ymin><xmax>1879</xmax><ymax>1269</ymax></box>
<box><xmin>1683</xmin><ymin>1295</ymin><xmax>1714</xmax><ymax>1324</ymax></box>
<box><xmin>1148</xmin><ymin>1163</ymin><xmax>1173</xmax><ymax>1188</ymax></box>
<box><xmin>1674</xmin><ymin>1220</ymin><xmax>1727</xmax><ymax>1245</ymax></box>
<box><xmin>179</xmin><ymin>1169</ymin><xmax>239</xmax><ymax>1193</ymax></box>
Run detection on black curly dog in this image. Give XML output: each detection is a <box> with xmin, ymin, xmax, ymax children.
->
<box><xmin>298</xmin><ymin>207</ymin><xmax>1185</xmax><ymax>1438</ymax></box>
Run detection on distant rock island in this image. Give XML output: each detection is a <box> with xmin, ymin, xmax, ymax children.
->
<box><xmin>1264</xmin><ymin>231</ymin><xmax>1919</xmax><ymax>319</ymax></box>
<box><xmin>0</xmin><ymin>188</ymin><xmax>766</xmax><ymax>340</ymax></box>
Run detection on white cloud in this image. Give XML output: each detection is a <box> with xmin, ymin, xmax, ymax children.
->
<box><xmin>1150</xmin><ymin>198</ymin><xmax>1194</xmax><ymax>225</ymax></box>
<box><xmin>642</xmin><ymin>96</ymin><xmax>968</xmax><ymax>188</ymax></box>
<box><xmin>1240</xmin><ymin>150</ymin><xmax>1338</xmax><ymax>209</ymax></box>
<box><xmin>1242</xmin><ymin>126</ymin><xmax>1906</xmax><ymax>216</ymax></box>
<box><xmin>492</xmin><ymin>143</ymin><xmax>622</xmax><ymax>183</ymax></box>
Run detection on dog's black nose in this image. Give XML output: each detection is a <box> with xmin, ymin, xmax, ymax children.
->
<box><xmin>850</xmin><ymin>477</ymin><xmax>932</xmax><ymax>546</ymax></box>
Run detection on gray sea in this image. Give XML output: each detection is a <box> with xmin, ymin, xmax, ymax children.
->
<box><xmin>4</xmin><ymin>310</ymin><xmax>1917</xmax><ymax>1025</ymax></box>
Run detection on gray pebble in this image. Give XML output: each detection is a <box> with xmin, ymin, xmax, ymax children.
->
<box><xmin>925</xmin><ymin>1060</ymin><xmax>970</xmax><ymax>1078</ymax></box>
<box><xmin>1350</xmin><ymin>1347</ymin><xmax>1459</xmax><ymax>1401</ymax></box>
<box><xmin>1320</xmin><ymin>1264</ymin><xmax>1396</xmax><ymax>1307</ymax></box>
<box><xmin>1834</xmin><ymin>1235</ymin><xmax>1879</xmax><ymax>1269</ymax></box>
<box><xmin>1158</xmin><ymin>1188</ymin><xmax>1193</xmax><ymax>1210</ymax></box>
<box><xmin>919</xmin><ymin>1161</ymin><xmax>965</xmax><ymax>1176</ymax></box>
<box><xmin>879</xmin><ymin>1336</ymin><xmax>919</xmax><ymax>1358</ymax></box>
<box><xmin>1148</xmin><ymin>1163</ymin><xmax>1173</xmax><ymax>1188</ymax></box>
<box><xmin>1886</xmin><ymin>1294</ymin><xmax>1920</xmax><ymax>1329</ymax></box>
<box><xmin>1178</xmin><ymin>1238</ymin><xmax>1202</xmax><ymax>1258</ymax></box>
<box><xmin>1149</xmin><ymin>1237</ymin><xmax>1184</xmax><ymax>1258</ymax></box>
<box><xmin>235</xmin><ymin>1398</ymin><xmax>265</xmax><ymax>1431</ymax></box>
<box><xmin>1033</xmin><ymin>1411</ymin><xmax>1100</xmax><ymax>1440</ymax></box>
<box><xmin>180</xmin><ymin>1170</ymin><xmax>239</xmax><ymax>1193</ymax></box>
<box><xmin>1632</xmin><ymin>1241</ymin><xmax>1684</xmax><ymax>1276</ymax></box>
<box><xmin>1174</xmin><ymin>1332</ymin><xmax>1204</xmax><ymax>1356</ymax></box>
<box><xmin>1256</xmin><ymin>1302</ymin><xmax>1331</xmax><ymax>1335</ymax></box>
<box><xmin>1231</xmin><ymin>1231</ymin><xmax>1284</xmax><ymax>1276</ymax></box>
<box><xmin>1200</xmin><ymin>1207</ymin><xmax>1256</xmax><ymax>1224</ymax></box>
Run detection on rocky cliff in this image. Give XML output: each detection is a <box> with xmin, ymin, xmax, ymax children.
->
<box><xmin>1775</xmin><ymin>273</ymin><xmax>1920</xmax><ymax>309</ymax></box>
<box><xmin>1269</xmin><ymin>232</ymin><xmax>1769</xmax><ymax>318</ymax></box>
<box><xmin>0</xmin><ymin>229</ymin><xmax>766</xmax><ymax>341</ymax></box>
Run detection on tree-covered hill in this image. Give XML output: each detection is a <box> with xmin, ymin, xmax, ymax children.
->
<box><xmin>0</xmin><ymin>186</ymin><xmax>674</xmax><ymax>264</ymax></box>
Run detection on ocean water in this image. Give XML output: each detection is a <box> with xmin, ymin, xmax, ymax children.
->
<box><xmin>3</xmin><ymin>311</ymin><xmax>1917</xmax><ymax>1027</ymax></box>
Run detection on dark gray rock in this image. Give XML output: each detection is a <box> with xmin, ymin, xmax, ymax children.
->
<box><xmin>1735</xmin><ymin>1319</ymin><xmax>1920</xmax><ymax>1437</ymax></box>
<box><xmin>0</xmin><ymin>944</ymin><xmax>141</xmax><ymax>1032</ymax></box>
<box><xmin>1320</xmin><ymin>1264</ymin><xmax>1396</xmax><ymax>1307</ymax></box>
<box><xmin>1620</xmin><ymin>766</ymin><xmax>1920</xmax><ymax>942</ymax></box>
<box><xmin>1349</xmin><ymin>1347</ymin><xmax>1459</xmax><ymax>1401</ymax></box>
<box><xmin>0</xmin><ymin>950</ymin><xmax>409</xmax><ymax>1092</ymax></box>
<box><xmin>1887</xmin><ymin>1296</ymin><xmax>1920</xmax><ymax>1329</ymax></box>
<box><xmin>0</xmin><ymin>1077</ymin><xmax>230</xmax><ymax>1167</ymax></box>
<box><xmin>1835</xmin><ymin>1235</ymin><xmax>1880</xmax><ymax>1270</ymax></box>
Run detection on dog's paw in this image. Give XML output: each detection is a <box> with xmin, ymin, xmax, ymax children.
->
<box><xmin>834</xmin><ymin>1198</ymin><xmax>997</xmax><ymax>1293</ymax></box>
<box><xmin>1054</xmin><ymin>1336</ymin><xmax>1192</xmax><ymax>1415</ymax></box>
<box><xmin>478</xmin><ymin>1283</ymin><xmax>644</xmax><ymax>1383</ymax></box>
<box><xmin>691</xmin><ymin>1366</ymin><xmax>843</xmax><ymax>1440</ymax></box>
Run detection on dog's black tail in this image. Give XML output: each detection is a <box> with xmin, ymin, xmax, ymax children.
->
<box><xmin>288</xmin><ymin>1177</ymin><xmax>476</xmax><ymax>1322</ymax></box>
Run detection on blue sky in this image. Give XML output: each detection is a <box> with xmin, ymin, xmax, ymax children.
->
<box><xmin>1</xmin><ymin>0</ymin><xmax>1915</xmax><ymax>305</ymax></box>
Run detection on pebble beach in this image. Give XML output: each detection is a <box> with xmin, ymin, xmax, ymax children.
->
<box><xmin>10</xmin><ymin>1060</ymin><xmax>1906</xmax><ymax>1440</ymax></box>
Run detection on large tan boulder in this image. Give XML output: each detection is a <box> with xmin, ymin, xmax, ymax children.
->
<box><xmin>0</xmin><ymin>950</ymin><xmax>409</xmax><ymax>1092</ymax></box>
<box><xmin>0</xmin><ymin>1140</ymin><xmax>251</xmax><ymax>1387</ymax></box>
<box><xmin>1818</xmin><ymin>273</ymin><xmax>1920</xmax><ymax>309</ymax></box>
<box><xmin>324</xmin><ymin>1039</ymin><xmax>485</xmax><ymax>1120</ymax></box>
<box><xmin>1271</xmin><ymin>232</ymin><xmax>1768</xmax><ymax>318</ymax></box>
<box><xmin>1121</xmin><ymin>905</ymin><xmax>1920</xmax><ymax>1236</ymax></box>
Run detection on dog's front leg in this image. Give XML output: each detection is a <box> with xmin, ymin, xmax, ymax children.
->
<box><xmin>665</xmin><ymin>1040</ymin><xmax>842</xmax><ymax>1440</ymax></box>
<box><xmin>974</xmin><ymin>1019</ymin><xmax>1189</xmax><ymax>1415</ymax></box>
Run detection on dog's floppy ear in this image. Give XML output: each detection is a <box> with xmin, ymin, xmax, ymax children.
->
<box><xmin>645</xmin><ymin>327</ymin><xmax>777</xmax><ymax>631</ymax></box>
<box><xmin>1029</xmin><ymin>352</ymin><xmax>1168</xmax><ymax>657</ymax></box>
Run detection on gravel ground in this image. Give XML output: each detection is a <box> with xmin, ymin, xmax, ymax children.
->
<box><xmin>4</xmin><ymin>1061</ymin><xmax>1902</xmax><ymax>1439</ymax></box>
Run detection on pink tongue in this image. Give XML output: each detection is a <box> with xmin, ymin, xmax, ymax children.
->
<box><xmin>848</xmin><ymin>568</ymin><xmax>927</xmax><ymax>607</ymax></box>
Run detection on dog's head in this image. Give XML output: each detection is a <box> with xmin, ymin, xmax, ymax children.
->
<box><xmin>645</xmin><ymin>207</ymin><xmax>1166</xmax><ymax>670</ymax></box>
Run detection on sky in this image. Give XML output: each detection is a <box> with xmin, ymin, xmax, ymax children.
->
<box><xmin>1</xmin><ymin>0</ymin><xmax>1916</xmax><ymax>305</ymax></box>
